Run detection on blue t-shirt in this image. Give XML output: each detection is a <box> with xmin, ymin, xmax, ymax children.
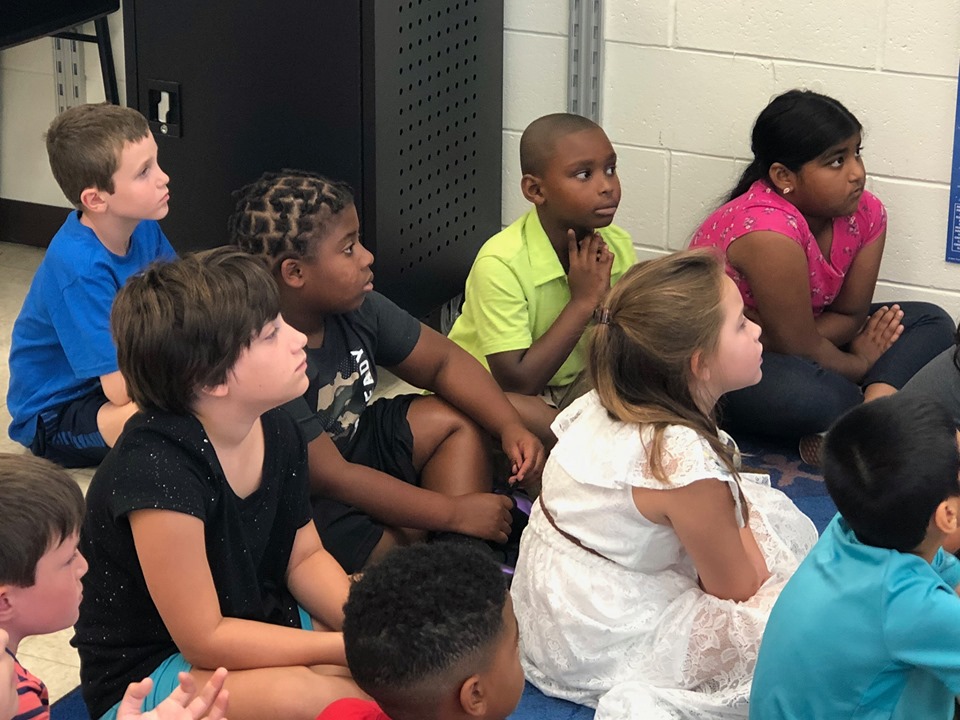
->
<box><xmin>6</xmin><ymin>212</ymin><xmax>176</xmax><ymax>445</ymax></box>
<box><xmin>750</xmin><ymin>514</ymin><xmax>960</xmax><ymax>720</ymax></box>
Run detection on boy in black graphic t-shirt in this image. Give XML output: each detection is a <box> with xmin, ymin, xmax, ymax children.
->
<box><xmin>231</xmin><ymin>171</ymin><xmax>546</xmax><ymax>574</ymax></box>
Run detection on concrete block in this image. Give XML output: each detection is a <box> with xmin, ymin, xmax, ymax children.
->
<box><xmin>503</xmin><ymin>31</ymin><xmax>567</xmax><ymax>132</ymax></box>
<box><xmin>501</xmin><ymin>131</ymin><xmax>527</xmax><ymax>226</ymax></box>
<box><xmin>773</xmin><ymin>63</ymin><xmax>956</xmax><ymax>184</ymax></box>
<box><xmin>0</xmin><ymin>69</ymin><xmax>70</xmax><ymax>207</ymax></box>
<box><xmin>0</xmin><ymin>38</ymin><xmax>51</xmax><ymax>73</ymax></box>
<box><xmin>675</xmin><ymin>0</ymin><xmax>879</xmax><ymax>69</ymax></box>
<box><xmin>603</xmin><ymin>45</ymin><xmax>775</xmax><ymax>158</ymax></box>
<box><xmin>634</xmin><ymin>246</ymin><xmax>670</xmax><ymax>263</ymax></box>
<box><xmin>612</xmin><ymin>143</ymin><xmax>668</xmax><ymax>250</ymax></box>
<box><xmin>605</xmin><ymin>0</ymin><xmax>671</xmax><ymax>47</ymax></box>
<box><xmin>870</xmin><ymin>177</ymin><xmax>960</xmax><ymax>292</ymax></box>
<box><xmin>667</xmin><ymin>152</ymin><xmax>746</xmax><ymax>250</ymax></box>
<box><xmin>883</xmin><ymin>0</ymin><xmax>960</xmax><ymax>77</ymax></box>
<box><xmin>504</xmin><ymin>0</ymin><xmax>568</xmax><ymax>35</ymax></box>
<box><xmin>874</xmin><ymin>281</ymin><xmax>960</xmax><ymax>319</ymax></box>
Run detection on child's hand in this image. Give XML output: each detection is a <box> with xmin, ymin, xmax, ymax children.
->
<box><xmin>117</xmin><ymin>668</ymin><xmax>229</xmax><ymax>720</ymax></box>
<box><xmin>567</xmin><ymin>230</ymin><xmax>614</xmax><ymax>312</ymax></box>
<box><xmin>449</xmin><ymin>492</ymin><xmax>514</xmax><ymax>543</ymax></box>
<box><xmin>850</xmin><ymin>304</ymin><xmax>903</xmax><ymax>369</ymax></box>
<box><xmin>500</xmin><ymin>422</ymin><xmax>545</xmax><ymax>489</ymax></box>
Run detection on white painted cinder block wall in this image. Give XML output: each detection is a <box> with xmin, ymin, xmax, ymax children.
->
<box><xmin>503</xmin><ymin>0</ymin><xmax>960</xmax><ymax>316</ymax></box>
<box><xmin>0</xmin><ymin>17</ymin><xmax>125</xmax><ymax>208</ymax></box>
<box><xmin>4</xmin><ymin>5</ymin><xmax>960</xmax><ymax>315</ymax></box>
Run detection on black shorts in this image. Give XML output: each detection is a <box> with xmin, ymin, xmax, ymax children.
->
<box><xmin>312</xmin><ymin>394</ymin><xmax>419</xmax><ymax>574</ymax></box>
<box><xmin>30</xmin><ymin>386</ymin><xmax>110</xmax><ymax>468</ymax></box>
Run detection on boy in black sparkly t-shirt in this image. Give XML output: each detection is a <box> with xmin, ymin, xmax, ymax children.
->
<box><xmin>73</xmin><ymin>249</ymin><xmax>366</xmax><ymax>720</ymax></box>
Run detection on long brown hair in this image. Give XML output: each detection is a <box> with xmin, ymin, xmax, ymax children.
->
<box><xmin>588</xmin><ymin>249</ymin><xmax>738</xmax><ymax>483</ymax></box>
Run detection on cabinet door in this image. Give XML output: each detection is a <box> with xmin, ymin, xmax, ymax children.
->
<box><xmin>362</xmin><ymin>0</ymin><xmax>503</xmax><ymax>316</ymax></box>
<box><xmin>124</xmin><ymin>0</ymin><xmax>363</xmax><ymax>252</ymax></box>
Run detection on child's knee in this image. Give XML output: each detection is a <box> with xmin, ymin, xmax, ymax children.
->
<box><xmin>267</xmin><ymin>667</ymin><xmax>361</xmax><ymax>720</ymax></box>
<box><xmin>410</xmin><ymin>396</ymin><xmax>484</xmax><ymax>444</ymax></box>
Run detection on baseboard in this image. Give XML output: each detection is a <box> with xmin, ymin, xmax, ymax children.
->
<box><xmin>0</xmin><ymin>198</ymin><xmax>71</xmax><ymax>248</ymax></box>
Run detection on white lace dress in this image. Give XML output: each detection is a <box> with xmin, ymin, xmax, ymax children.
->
<box><xmin>511</xmin><ymin>392</ymin><xmax>817</xmax><ymax>720</ymax></box>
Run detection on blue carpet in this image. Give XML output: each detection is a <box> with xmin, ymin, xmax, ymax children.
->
<box><xmin>508</xmin><ymin>682</ymin><xmax>595</xmax><ymax>719</ymax></box>
<box><xmin>737</xmin><ymin>435</ymin><xmax>834</xmax><ymax>534</ymax></box>
<box><xmin>51</xmin><ymin>686</ymin><xmax>88</xmax><ymax>720</ymax></box>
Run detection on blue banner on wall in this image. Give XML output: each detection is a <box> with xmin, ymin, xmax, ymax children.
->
<box><xmin>947</xmin><ymin>69</ymin><xmax>960</xmax><ymax>263</ymax></box>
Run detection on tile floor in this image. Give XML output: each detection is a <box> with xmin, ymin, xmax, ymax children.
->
<box><xmin>0</xmin><ymin>240</ymin><xmax>88</xmax><ymax>701</ymax></box>
<box><xmin>0</xmin><ymin>239</ymin><xmax>416</xmax><ymax>702</ymax></box>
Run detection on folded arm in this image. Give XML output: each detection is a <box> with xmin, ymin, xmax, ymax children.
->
<box><xmin>727</xmin><ymin>231</ymin><xmax>896</xmax><ymax>383</ymax></box>
<box><xmin>393</xmin><ymin>325</ymin><xmax>545</xmax><ymax>484</ymax></box>
<box><xmin>131</xmin><ymin>509</ymin><xmax>347</xmax><ymax>670</ymax></box>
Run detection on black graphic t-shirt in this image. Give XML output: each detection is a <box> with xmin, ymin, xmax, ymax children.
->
<box><xmin>283</xmin><ymin>291</ymin><xmax>421</xmax><ymax>451</ymax></box>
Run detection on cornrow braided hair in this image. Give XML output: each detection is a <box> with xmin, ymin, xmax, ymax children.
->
<box><xmin>228</xmin><ymin>169</ymin><xmax>354</xmax><ymax>265</ymax></box>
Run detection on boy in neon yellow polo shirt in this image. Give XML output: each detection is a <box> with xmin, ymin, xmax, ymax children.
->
<box><xmin>448</xmin><ymin>113</ymin><xmax>635</xmax><ymax>446</ymax></box>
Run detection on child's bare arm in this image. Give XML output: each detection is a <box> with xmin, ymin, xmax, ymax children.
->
<box><xmin>284</xmin><ymin>522</ymin><xmax>350</xmax><ymax>630</ymax></box>
<box><xmin>727</xmin><ymin>231</ymin><xmax>899</xmax><ymax>382</ymax></box>
<box><xmin>97</xmin><ymin>370</ymin><xmax>140</xmax><ymax>445</ymax></box>
<box><xmin>130</xmin><ymin>509</ymin><xmax>347</xmax><ymax>670</ymax></box>
<box><xmin>392</xmin><ymin>325</ymin><xmax>545</xmax><ymax>484</ymax></box>
<box><xmin>306</xmin><ymin>433</ymin><xmax>513</xmax><ymax>542</ymax></box>
<box><xmin>635</xmin><ymin>479</ymin><xmax>766</xmax><ymax>602</ymax></box>
<box><xmin>488</xmin><ymin>231</ymin><xmax>613</xmax><ymax>395</ymax></box>
<box><xmin>100</xmin><ymin>370</ymin><xmax>133</xmax><ymax>406</ymax></box>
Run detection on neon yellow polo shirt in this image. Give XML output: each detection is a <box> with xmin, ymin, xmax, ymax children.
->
<box><xmin>448</xmin><ymin>208</ymin><xmax>635</xmax><ymax>388</ymax></box>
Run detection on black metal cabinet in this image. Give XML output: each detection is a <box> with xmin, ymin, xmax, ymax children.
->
<box><xmin>123</xmin><ymin>0</ymin><xmax>503</xmax><ymax>317</ymax></box>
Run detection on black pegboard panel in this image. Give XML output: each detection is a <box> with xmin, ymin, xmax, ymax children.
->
<box><xmin>365</xmin><ymin>0</ymin><xmax>503</xmax><ymax>317</ymax></box>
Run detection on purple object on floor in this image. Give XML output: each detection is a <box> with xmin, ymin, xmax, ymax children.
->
<box><xmin>513</xmin><ymin>491</ymin><xmax>533</xmax><ymax>516</ymax></box>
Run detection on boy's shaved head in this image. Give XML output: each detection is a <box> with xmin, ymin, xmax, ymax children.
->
<box><xmin>519</xmin><ymin>113</ymin><xmax>603</xmax><ymax>175</ymax></box>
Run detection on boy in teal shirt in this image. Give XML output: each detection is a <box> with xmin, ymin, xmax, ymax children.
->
<box><xmin>447</xmin><ymin>113</ymin><xmax>635</xmax><ymax>446</ymax></box>
<box><xmin>750</xmin><ymin>395</ymin><xmax>960</xmax><ymax>719</ymax></box>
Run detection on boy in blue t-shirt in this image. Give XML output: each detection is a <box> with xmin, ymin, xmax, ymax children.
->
<box><xmin>7</xmin><ymin>103</ymin><xmax>175</xmax><ymax>467</ymax></box>
<box><xmin>750</xmin><ymin>395</ymin><xmax>960</xmax><ymax>719</ymax></box>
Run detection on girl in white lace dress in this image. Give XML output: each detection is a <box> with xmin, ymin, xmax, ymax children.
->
<box><xmin>511</xmin><ymin>251</ymin><xmax>817</xmax><ymax>719</ymax></box>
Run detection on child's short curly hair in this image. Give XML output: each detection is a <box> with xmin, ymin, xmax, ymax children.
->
<box><xmin>0</xmin><ymin>454</ymin><xmax>84</xmax><ymax>587</ymax></box>
<box><xmin>228</xmin><ymin>170</ymin><xmax>354</xmax><ymax>267</ymax></box>
<box><xmin>343</xmin><ymin>543</ymin><xmax>508</xmax><ymax>709</ymax></box>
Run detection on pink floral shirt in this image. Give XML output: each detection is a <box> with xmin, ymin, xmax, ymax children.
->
<box><xmin>689</xmin><ymin>180</ymin><xmax>887</xmax><ymax>315</ymax></box>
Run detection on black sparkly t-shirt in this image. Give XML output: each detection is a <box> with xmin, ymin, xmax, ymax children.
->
<box><xmin>73</xmin><ymin>408</ymin><xmax>310</xmax><ymax>719</ymax></box>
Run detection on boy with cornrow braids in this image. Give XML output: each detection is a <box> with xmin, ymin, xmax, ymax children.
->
<box><xmin>229</xmin><ymin>170</ymin><xmax>545</xmax><ymax>574</ymax></box>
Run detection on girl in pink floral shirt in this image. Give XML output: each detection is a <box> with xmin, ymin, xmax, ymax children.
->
<box><xmin>690</xmin><ymin>90</ymin><xmax>953</xmax><ymax>457</ymax></box>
